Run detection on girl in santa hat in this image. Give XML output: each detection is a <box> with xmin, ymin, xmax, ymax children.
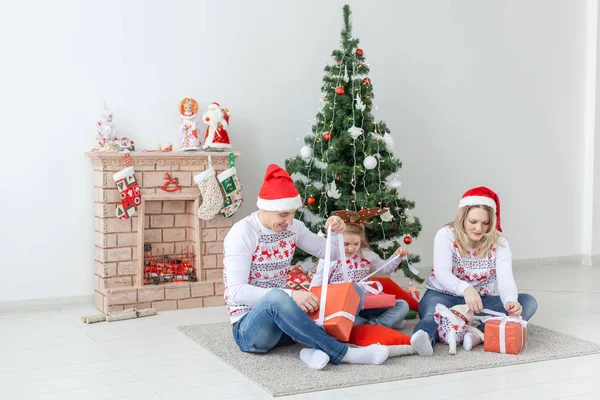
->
<box><xmin>223</xmin><ymin>164</ymin><xmax>390</xmax><ymax>370</ymax></box>
<box><xmin>411</xmin><ymin>187</ymin><xmax>538</xmax><ymax>356</ymax></box>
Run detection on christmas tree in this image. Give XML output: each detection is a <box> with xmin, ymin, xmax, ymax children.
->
<box><xmin>285</xmin><ymin>5</ymin><xmax>423</xmax><ymax>283</ymax></box>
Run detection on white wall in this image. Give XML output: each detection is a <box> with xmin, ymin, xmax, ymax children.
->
<box><xmin>594</xmin><ymin>0</ymin><xmax>600</xmax><ymax>257</ymax></box>
<box><xmin>594</xmin><ymin>135</ymin><xmax>600</xmax><ymax>256</ymax></box>
<box><xmin>0</xmin><ymin>0</ymin><xmax>592</xmax><ymax>302</ymax></box>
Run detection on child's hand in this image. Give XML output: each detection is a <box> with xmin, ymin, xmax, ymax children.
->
<box><xmin>324</xmin><ymin>216</ymin><xmax>346</xmax><ymax>233</ymax></box>
<box><xmin>395</xmin><ymin>247</ymin><xmax>410</xmax><ymax>257</ymax></box>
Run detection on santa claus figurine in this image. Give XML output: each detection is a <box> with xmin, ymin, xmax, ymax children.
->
<box><xmin>202</xmin><ymin>102</ymin><xmax>232</xmax><ymax>151</ymax></box>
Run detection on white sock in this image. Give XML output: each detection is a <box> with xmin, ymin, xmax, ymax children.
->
<box><xmin>411</xmin><ymin>330</ymin><xmax>433</xmax><ymax>356</ymax></box>
<box><xmin>388</xmin><ymin>345</ymin><xmax>414</xmax><ymax>357</ymax></box>
<box><xmin>299</xmin><ymin>348</ymin><xmax>330</xmax><ymax>370</ymax></box>
<box><xmin>463</xmin><ymin>333</ymin><xmax>483</xmax><ymax>351</ymax></box>
<box><xmin>341</xmin><ymin>344</ymin><xmax>390</xmax><ymax>365</ymax></box>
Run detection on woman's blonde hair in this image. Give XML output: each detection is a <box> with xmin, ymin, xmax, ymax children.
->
<box><xmin>446</xmin><ymin>205</ymin><xmax>501</xmax><ymax>258</ymax></box>
<box><xmin>343</xmin><ymin>223</ymin><xmax>371</xmax><ymax>254</ymax></box>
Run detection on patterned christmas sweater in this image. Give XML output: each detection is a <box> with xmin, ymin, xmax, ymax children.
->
<box><xmin>426</xmin><ymin>227</ymin><xmax>518</xmax><ymax>305</ymax></box>
<box><xmin>310</xmin><ymin>251</ymin><xmax>402</xmax><ymax>287</ymax></box>
<box><xmin>223</xmin><ymin>212</ymin><xmax>343</xmax><ymax>324</ymax></box>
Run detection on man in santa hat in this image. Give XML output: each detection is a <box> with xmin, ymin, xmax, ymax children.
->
<box><xmin>223</xmin><ymin>164</ymin><xmax>390</xmax><ymax>369</ymax></box>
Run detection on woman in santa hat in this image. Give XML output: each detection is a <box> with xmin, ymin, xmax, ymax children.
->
<box><xmin>223</xmin><ymin>164</ymin><xmax>390</xmax><ymax>369</ymax></box>
<box><xmin>411</xmin><ymin>187</ymin><xmax>538</xmax><ymax>356</ymax></box>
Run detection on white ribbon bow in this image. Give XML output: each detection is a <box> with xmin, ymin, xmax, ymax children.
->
<box><xmin>357</xmin><ymin>280</ymin><xmax>383</xmax><ymax>295</ymax></box>
<box><xmin>480</xmin><ymin>309</ymin><xmax>527</xmax><ymax>354</ymax></box>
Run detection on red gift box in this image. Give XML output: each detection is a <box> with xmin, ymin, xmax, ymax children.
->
<box><xmin>482</xmin><ymin>310</ymin><xmax>528</xmax><ymax>355</ymax></box>
<box><xmin>308</xmin><ymin>282</ymin><xmax>361</xmax><ymax>342</ymax></box>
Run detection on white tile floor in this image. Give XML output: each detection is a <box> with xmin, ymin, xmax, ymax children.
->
<box><xmin>1</xmin><ymin>263</ymin><xmax>600</xmax><ymax>400</ymax></box>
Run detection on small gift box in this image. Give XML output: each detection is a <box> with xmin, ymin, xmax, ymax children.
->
<box><xmin>408</xmin><ymin>289</ymin><xmax>420</xmax><ymax>301</ymax></box>
<box><xmin>358</xmin><ymin>280</ymin><xmax>396</xmax><ymax>309</ymax></box>
<box><xmin>368</xmin><ymin>277</ymin><xmax>420</xmax><ymax>312</ymax></box>
<box><xmin>482</xmin><ymin>309</ymin><xmax>528</xmax><ymax>355</ymax></box>
<box><xmin>404</xmin><ymin>285</ymin><xmax>420</xmax><ymax>301</ymax></box>
<box><xmin>308</xmin><ymin>282</ymin><xmax>361</xmax><ymax>342</ymax></box>
<box><xmin>286</xmin><ymin>281</ymin><xmax>306</xmax><ymax>291</ymax></box>
<box><xmin>286</xmin><ymin>266</ymin><xmax>311</xmax><ymax>291</ymax></box>
<box><xmin>363</xmin><ymin>293</ymin><xmax>396</xmax><ymax>309</ymax></box>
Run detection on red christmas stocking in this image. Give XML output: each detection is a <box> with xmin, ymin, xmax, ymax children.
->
<box><xmin>113</xmin><ymin>155</ymin><xmax>142</xmax><ymax>219</ymax></box>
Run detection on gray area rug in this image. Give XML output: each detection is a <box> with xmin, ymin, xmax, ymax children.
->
<box><xmin>177</xmin><ymin>320</ymin><xmax>600</xmax><ymax>397</ymax></box>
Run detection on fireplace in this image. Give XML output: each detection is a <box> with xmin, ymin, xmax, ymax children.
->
<box><xmin>143</xmin><ymin>243</ymin><xmax>197</xmax><ymax>285</ymax></box>
<box><xmin>86</xmin><ymin>151</ymin><xmax>238</xmax><ymax>313</ymax></box>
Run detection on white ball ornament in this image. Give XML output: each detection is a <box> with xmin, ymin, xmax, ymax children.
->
<box><xmin>363</xmin><ymin>156</ymin><xmax>377</xmax><ymax>170</ymax></box>
<box><xmin>300</xmin><ymin>145</ymin><xmax>312</xmax><ymax>160</ymax></box>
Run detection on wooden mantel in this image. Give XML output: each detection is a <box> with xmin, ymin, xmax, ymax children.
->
<box><xmin>86</xmin><ymin>151</ymin><xmax>241</xmax><ymax>167</ymax></box>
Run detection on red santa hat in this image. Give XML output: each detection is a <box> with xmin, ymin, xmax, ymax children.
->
<box><xmin>256</xmin><ymin>164</ymin><xmax>302</xmax><ymax>211</ymax></box>
<box><xmin>458</xmin><ymin>186</ymin><xmax>502</xmax><ymax>232</ymax></box>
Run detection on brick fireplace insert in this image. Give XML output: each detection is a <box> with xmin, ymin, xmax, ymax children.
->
<box><xmin>86</xmin><ymin>151</ymin><xmax>239</xmax><ymax>313</ymax></box>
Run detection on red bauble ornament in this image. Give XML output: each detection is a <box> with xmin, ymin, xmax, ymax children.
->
<box><xmin>363</xmin><ymin>77</ymin><xmax>371</xmax><ymax>84</ymax></box>
<box><xmin>403</xmin><ymin>235</ymin><xmax>413</xmax><ymax>245</ymax></box>
<box><xmin>307</xmin><ymin>196</ymin><xmax>316</xmax><ymax>205</ymax></box>
<box><xmin>356</xmin><ymin>48</ymin><xmax>364</xmax><ymax>56</ymax></box>
<box><xmin>336</xmin><ymin>86</ymin><xmax>345</xmax><ymax>95</ymax></box>
<box><xmin>323</xmin><ymin>132</ymin><xmax>331</xmax><ymax>141</ymax></box>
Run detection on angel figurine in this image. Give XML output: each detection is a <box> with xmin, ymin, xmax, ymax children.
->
<box><xmin>179</xmin><ymin>98</ymin><xmax>201</xmax><ymax>151</ymax></box>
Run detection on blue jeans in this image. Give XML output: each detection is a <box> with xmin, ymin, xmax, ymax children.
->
<box><xmin>413</xmin><ymin>289</ymin><xmax>538</xmax><ymax>349</ymax></box>
<box><xmin>356</xmin><ymin>300</ymin><xmax>409</xmax><ymax>329</ymax></box>
<box><xmin>231</xmin><ymin>289</ymin><xmax>349</xmax><ymax>364</ymax></box>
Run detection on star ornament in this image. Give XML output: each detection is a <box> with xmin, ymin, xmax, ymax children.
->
<box><xmin>348</xmin><ymin>126</ymin><xmax>364</xmax><ymax>140</ymax></box>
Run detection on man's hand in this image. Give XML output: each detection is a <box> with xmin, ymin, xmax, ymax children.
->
<box><xmin>292</xmin><ymin>290</ymin><xmax>320</xmax><ymax>314</ymax></box>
